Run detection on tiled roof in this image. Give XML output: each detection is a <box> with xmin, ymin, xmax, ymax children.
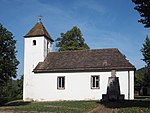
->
<box><xmin>24</xmin><ymin>22</ymin><xmax>54</xmax><ymax>42</ymax></box>
<box><xmin>33</xmin><ymin>48</ymin><xmax>135</xmax><ymax>73</ymax></box>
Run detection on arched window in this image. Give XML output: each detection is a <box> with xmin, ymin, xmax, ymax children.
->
<box><xmin>33</xmin><ymin>40</ymin><xmax>36</xmax><ymax>46</ymax></box>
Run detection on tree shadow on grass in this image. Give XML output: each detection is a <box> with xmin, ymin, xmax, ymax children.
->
<box><xmin>1</xmin><ymin>100</ymin><xmax>31</xmax><ymax>106</ymax></box>
<box><xmin>99</xmin><ymin>100</ymin><xmax>150</xmax><ymax>108</ymax></box>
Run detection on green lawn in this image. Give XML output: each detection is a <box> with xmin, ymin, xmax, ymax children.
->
<box><xmin>1</xmin><ymin>98</ymin><xmax>150</xmax><ymax>113</ymax></box>
<box><xmin>135</xmin><ymin>96</ymin><xmax>150</xmax><ymax>100</ymax></box>
<box><xmin>118</xmin><ymin>108</ymin><xmax>150</xmax><ymax>113</ymax></box>
<box><xmin>100</xmin><ymin>99</ymin><xmax>150</xmax><ymax>113</ymax></box>
<box><xmin>0</xmin><ymin>100</ymin><xmax>99</xmax><ymax>113</ymax></box>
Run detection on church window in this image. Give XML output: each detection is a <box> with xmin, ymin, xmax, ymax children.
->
<box><xmin>57</xmin><ymin>76</ymin><xmax>65</xmax><ymax>89</ymax></box>
<box><xmin>91</xmin><ymin>75</ymin><xmax>100</xmax><ymax>89</ymax></box>
<box><xmin>47</xmin><ymin>42</ymin><xmax>49</xmax><ymax>53</ymax></box>
<box><xmin>33</xmin><ymin>40</ymin><xmax>36</xmax><ymax>46</ymax></box>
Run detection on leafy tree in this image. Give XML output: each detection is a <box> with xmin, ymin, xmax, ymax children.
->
<box><xmin>141</xmin><ymin>35</ymin><xmax>150</xmax><ymax>66</ymax></box>
<box><xmin>56</xmin><ymin>26</ymin><xmax>90</xmax><ymax>51</ymax></box>
<box><xmin>132</xmin><ymin>0</ymin><xmax>150</xmax><ymax>28</ymax></box>
<box><xmin>135</xmin><ymin>36</ymin><xmax>150</xmax><ymax>95</ymax></box>
<box><xmin>17</xmin><ymin>75</ymin><xmax>23</xmax><ymax>98</ymax></box>
<box><xmin>135</xmin><ymin>67</ymin><xmax>150</xmax><ymax>95</ymax></box>
<box><xmin>0</xmin><ymin>23</ymin><xmax>19</xmax><ymax>97</ymax></box>
<box><xmin>0</xmin><ymin>76</ymin><xmax>23</xmax><ymax>104</ymax></box>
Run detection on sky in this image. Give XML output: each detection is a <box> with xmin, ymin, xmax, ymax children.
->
<box><xmin>0</xmin><ymin>0</ymin><xmax>150</xmax><ymax>78</ymax></box>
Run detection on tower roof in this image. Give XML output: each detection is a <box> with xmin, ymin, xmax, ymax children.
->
<box><xmin>24</xmin><ymin>22</ymin><xmax>54</xmax><ymax>42</ymax></box>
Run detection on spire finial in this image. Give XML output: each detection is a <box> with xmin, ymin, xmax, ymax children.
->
<box><xmin>38</xmin><ymin>15</ymin><xmax>42</xmax><ymax>22</ymax></box>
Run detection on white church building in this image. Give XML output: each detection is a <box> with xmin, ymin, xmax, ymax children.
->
<box><xmin>23</xmin><ymin>20</ymin><xmax>135</xmax><ymax>101</ymax></box>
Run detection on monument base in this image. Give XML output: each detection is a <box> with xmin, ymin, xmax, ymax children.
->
<box><xmin>102</xmin><ymin>77</ymin><xmax>124</xmax><ymax>101</ymax></box>
<box><xmin>102</xmin><ymin>94</ymin><xmax>124</xmax><ymax>101</ymax></box>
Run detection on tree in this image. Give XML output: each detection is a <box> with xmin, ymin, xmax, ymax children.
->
<box><xmin>55</xmin><ymin>26</ymin><xmax>90</xmax><ymax>51</ymax></box>
<box><xmin>135</xmin><ymin>36</ymin><xmax>150</xmax><ymax>95</ymax></box>
<box><xmin>0</xmin><ymin>23</ymin><xmax>19</xmax><ymax>97</ymax></box>
<box><xmin>132</xmin><ymin>0</ymin><xmax>150</xmax><ymax>28</ymax></box>
<box><xmin>141</xmin><ymin>35</ymin><xmax>150</xmax><ymax>66</ymax></box>
<box><xmin>135</xmin><ymin>67</ymin><xmax>149</xmax><ymax>92</ymax></box>
<box><xmin>17</xmin><ymin>75</ymin><xmax>23</xmax><ymax>98</ymax></box>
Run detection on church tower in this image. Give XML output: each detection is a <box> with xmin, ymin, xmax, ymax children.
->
<box><xmin>23</xmin><ymin>17</ymin><xmax>54</xmax><ymax>101</ymax></box>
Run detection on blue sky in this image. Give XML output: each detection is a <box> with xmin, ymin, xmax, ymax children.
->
<box><xmin>0</xmin><ymin>0</ymin><xmax>150</xmax><ymax>77</ymax></box>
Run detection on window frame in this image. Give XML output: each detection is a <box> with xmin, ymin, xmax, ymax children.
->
<box><xmin>91</xmin><ymin>75</ymin><xmax>100</xmax><ymax>89</ymax></box>
<box><xmin>57</xmin><ymin>76</ymin><xmax>65</xmax><ymax>90</ymax></box>
<box><xmin>33</xmin><ymin>40</ymin><xmax>36</xmax><ymax>46</ymax></box>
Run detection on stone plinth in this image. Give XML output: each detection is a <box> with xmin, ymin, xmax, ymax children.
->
<box><xmin>102</xmin><ymin>77</ymin><xmax>124</xmax><ymax>101</ymax></box>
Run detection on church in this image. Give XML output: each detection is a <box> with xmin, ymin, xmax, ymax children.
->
<box><xmin>23</xmin><ymin>19</ymin><xmax>135</xmax><ymax>101</ymax></box>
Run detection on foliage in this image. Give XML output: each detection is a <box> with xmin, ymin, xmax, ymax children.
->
<box><xmin>135</xmin><ymin>67</ymin><xmax>150</xmax><ymax>92</ymax></box>
<box><xmin>0</xmin><ymin>75</ymin><xmax>23</xmax><ymax>105</ymax></box>
<box><xmin>55</xmin><ymin>26</ymin><xmax>90</xmax><ymax>51</ymax></box>
<box><xmin>1</xmin><ymin>75</ymin><xmax>23</xmax><ymax>98</ymax></box>
<box><xmin>135</xmin><ymin>36</ymin><xmax>150</xmax><ymax>94</ymax></box>
<box><xmin>0</xmin><ymin>23</ymin><xmax>19</xmax><ymax>97</ymax></box>
<box><xmin>132</xmin><ymin>0</ymin><xmax>150</xmax><ymax>28</ymax></box>
<box><xmin>0</xmin><ymin>101</ymin><xmax>98</xmax><ymax>113</ymax></box>
<box><xmin>17</xmin><ymin>75</ymin><xmax>23</xmax><ymax>98</ymax></box>
<box><xmin>141</xmin><ymin>35</ymin><xmax>150</xmax><ymax>66</ymax></box>
<box><xmin>135</xmin><ymin>67</ymin><xmax>145</xmax><ymax>91</ymax></box>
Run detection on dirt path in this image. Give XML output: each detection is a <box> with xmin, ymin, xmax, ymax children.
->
<box><xmin>88</xmin><ymin>104</ymin><xmax>118</xmax><ymax>113</ymax></box>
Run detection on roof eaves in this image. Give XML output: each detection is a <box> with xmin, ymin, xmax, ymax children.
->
<box><xmin>33</xmin><ymin>66</ymin><xmax>135</xmax><ymax>73</ymax></box>
<box><xmin>24</xmin><ymin>34</ymin><xmax>54</xmax><ymax>42</ymax></box>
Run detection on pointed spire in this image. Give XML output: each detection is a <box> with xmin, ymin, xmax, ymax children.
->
<box><xmin>24</xmin><ymin>17</ymin><xmax>54</xmax><ymax>42</ymax></box>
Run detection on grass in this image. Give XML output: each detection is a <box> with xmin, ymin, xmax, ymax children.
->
<box><xmin>1</xmin><ymin>96</ymin><xmax>150</xmax><ymax>113</ymax></box>
<box><xmin>0</xmin><ymin>97</ymin><xmax>22</xmax><ymax>105</ymax></box>
<box><xmin>135</xmin><ymin>96</ymin><xmax>150</xmax><ymax>100</ymax></box>
<box><xmin>118</xmin><ymin>108</ymin><xmax>150</xmax><ymax>113</ymax></box>
<box><xmin>100</xmin><ymin>99</ymin><xmax>150</xmax><ymax>113</ymax></box>
<box><xmin>0</xmin><ymin>100</ymin><xmax>99</xmax><ymax>113</ymax></box>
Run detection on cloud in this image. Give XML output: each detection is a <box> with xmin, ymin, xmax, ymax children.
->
<box><xmin>73</xmin><ymin>0</ymin><xmax>106</xmax><ymax>14</ymax></box>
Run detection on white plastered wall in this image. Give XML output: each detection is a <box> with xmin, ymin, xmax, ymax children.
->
<box><xmin>23</xmin><ymin>36</ymin><xmax>52</xmax><ymax>101</ymax></box>
<box><xmin>23</xmin><ymin>71</ymin><xmax>134</xmax><ymax>101</ymax></box>
<box><xmin>129</xmin><ymin>71</ymin><xmax>134</xmax><ymax>99</ymax></box>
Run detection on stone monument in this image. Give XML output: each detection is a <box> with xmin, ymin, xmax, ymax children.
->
<box><xmin>102</xmin><ymin>70</ymin><xmax>124</xmax><ymax>101</ymax></box>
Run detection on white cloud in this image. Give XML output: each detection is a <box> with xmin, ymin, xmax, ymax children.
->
<box><xmin>73</xmin><ymin>0</ymin><xmax>106</xmax><ymax>14</ymax></box>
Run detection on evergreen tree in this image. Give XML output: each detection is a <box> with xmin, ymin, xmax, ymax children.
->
<box><xmin>141</xmin><ymin>35</ymin><xmax>150</xmax><ymax>66</ymax></box>
<box><xmin>56</xmin><ymin>26</ymin><xmax>90</xmax><ymax>51</ymax></box>
<box><xmin>132</xmin><ymin>0</ymin><xmax>150</xmax><ymax>28</ymax></box>
<box><xmin>0</xmin><ymin>23</ymin><xmax>19</xmax><ymax>97</ymax></box>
